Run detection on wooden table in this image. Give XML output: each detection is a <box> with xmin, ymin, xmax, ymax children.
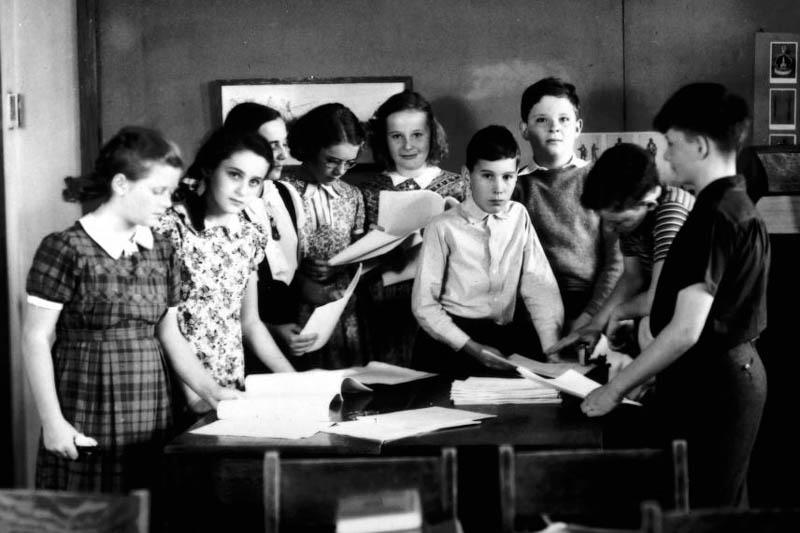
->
<box><xmin>161</xmin><ymin>375</ymin><xmax>654</xmax><ymax>532</ymax></box>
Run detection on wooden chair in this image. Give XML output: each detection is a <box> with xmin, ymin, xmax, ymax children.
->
<box><xmin>499</xmin><ymin>440</ymin><xmax>688</xmax><ymax>533</ymax></box>
<box><xmin>640</xmin><ymin>500</ymin><xmax>800</xmax><ymax>533</ymax></box>
<box><xmin>0</xmin><ymin>488</ymin><xmax>149</xmax><ymax>533</ymax></box>
<box><xmin>263</xmin><ymin>447</ymin><xmax>458</xmax><ymax>533</ymax></box>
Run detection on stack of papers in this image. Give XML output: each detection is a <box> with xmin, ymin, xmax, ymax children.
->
<box><xmin>450</xmin><ymin>377</ymin><xmax>560</xmax><ymax>405</ymax></box>
<box><xmin>190</xmin><ymin>363</ymin><xmax>436</xmax><ymax>440</ymax></box>
<box><xmin>322</xmin><ymin>406</ymin><xmax>494</xmax><ymax>443</ymax></box>
<box><xmin>517</xmin><ymin>368</ymin><xmax>642</xmax><ymax>406</ymax></box>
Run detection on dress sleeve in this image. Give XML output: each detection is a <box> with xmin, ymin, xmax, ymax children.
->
<box><xmin>166</xmin><ymin>238</ymin><xmax>183</xmax><ymax>307</ymax></box>
<box><xmin>26</xmin><ymin>232</ymin><xmax>79</xmax><ymax>304</ymax></box>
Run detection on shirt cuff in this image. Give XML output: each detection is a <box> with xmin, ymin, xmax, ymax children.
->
<box><xmin>27</xmin><ymin>294</ymin><xmax>64</xmax><ymax>310</ymax></box>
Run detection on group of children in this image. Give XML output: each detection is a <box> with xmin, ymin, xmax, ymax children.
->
<box><xmin>22</xmin><ymin>76</ymin><xmax>769</xmax><ymax>511</ymax></box>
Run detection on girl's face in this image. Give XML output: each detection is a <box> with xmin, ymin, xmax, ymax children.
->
<box><xmin>308</xmin><ymin>142</ymin><xmax>361</xmax><ymax>183</ymax></box>
<box><xmin>205</xmin><ymin>149</ymin><xmax>268</xmax><ymax>216</ymax></box>
<box><xmin>386</xmin><ymin>110</ymin><xmax>430</xmax><ymax>174</ymax></box>
<box><xmin>121</xmin><ymin>162</ymin><xmax>182</xmax><ymax>227</ymax></box>
<box><xmin>258</xmin><ymin>118</ymin><xmax>289</xmax><ymax>180</ymax></box>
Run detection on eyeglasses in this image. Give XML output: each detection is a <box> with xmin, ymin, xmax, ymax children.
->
<box><xmin>323</xmin><ymin>155</ymin><xmax>358</xmax><ymax>171</ymax></box>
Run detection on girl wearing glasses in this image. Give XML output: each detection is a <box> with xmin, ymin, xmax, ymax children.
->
<box><xmin>282</xmin><ymin>103</ymin><xmax>367</xmax><ymax>369</ymax></box>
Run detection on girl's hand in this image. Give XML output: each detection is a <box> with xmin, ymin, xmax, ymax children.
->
<box><xmin>42</xmin><ymin>417</ymin><xmax>94</xmax><ymax>460</ymax></box>
<box><xmin>272</xmin><ymin>323</ymin><xmax>318</xmax><ymax>356</ymax></box>
<box><xmin>581</xmin><ymin>384</ymin><xmax>623</xmax><ymax>417</ymax></box>
<box><xmin>196</xmin><ymin>386</ymin><xmax>241</xmax><ymax>413</ymax></box>
<box><xmin>302</xmin><ymin>258</ymin><xmax>335</xmax><ymax>282</ymax></box>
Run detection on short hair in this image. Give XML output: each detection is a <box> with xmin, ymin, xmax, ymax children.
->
<box><xmin>653</xmin><ymin>82</ymin><xmax>750</xmax><ymax>153</ymax></box>
<box><xmin>466</xmin><ymin>125</ymin><xmax>520</xmax><ymax>171</ymax></box>
<box><xmin>520</xmin><ymin>77</ymin><xmax>581</xmax><ymax>122</ymax></box>
<box><xmin>581</xmin><ymin>143</ymin><xmax>659</xmax><ymax>210</ymax></box>
<box><xmin>223</xmin><ymin>102</ymin><xmax>283</xmax><ymax>134</ymax></box>
<box><xmin>368</xmin><ymin>90</ymin><xmax>449</xmax><ymax>170</ymax></box>
<box><xmin>63</xmin><ymin>126</ymin><xmax>183</xmax><ymax>202</ymax></box>
<box><xmin>287</xmin><ymin>103</ymin><xmax>365</xmax><ymax>162</ymax></box>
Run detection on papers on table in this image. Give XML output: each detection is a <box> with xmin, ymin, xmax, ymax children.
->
<box><xmin>322</xmin><ymin>406</ymin><xmax>494</xmax><ymax>443</ymax></box>
<box><xmin>517</xmin><ymin>367</ymin><xmax>642</xmax><ymax>406</ymax></box>
<box><xmin>508</xmin><ymin>354</ymin><xmax>593</xmax><ymax>378</ymax></box>
<box><xmin>189</xmin><ymin>363</ymin><xmax>437</xmax><ymax>440</ymax></box>
<box><xmin>450</xmin><ymin>377</ymin><xmax>561</xmax><ymax>405</ymax></box>
<box><xmin>328</xmin><ymin>190</ymin><xmax>451</xmax><ymax>266</ymax></box>
<box><xmin>300</xmin><ymin>264</ymin><xmax>362</xmax><ymax>352</ymax></box>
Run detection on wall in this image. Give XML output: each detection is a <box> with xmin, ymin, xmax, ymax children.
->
<box><xmin>1</xmin><ymin>0</ymin><xmax>81</xmax><ymax>485</ymax></box>
<box><xmin>98</xmin><ymin>0</ymin><xmax>624</xmax><ymax>169</ymax></box>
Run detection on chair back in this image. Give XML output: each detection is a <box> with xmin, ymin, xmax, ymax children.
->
<box><xmin>641</xmin><ymin>500</ymin><xmax>800</xmax><ymax>533</ymax></box>
<box><xmin>499</xmin><ymin>440</ymin><xmax>688</xmax><ymax>532</ymax></box>
<box><xmin>0</xmin><ymin>488</ymin><xmax>148</xmax><ymax>533</ymax></box>
<box><xmin>264</xmin><ymin>447</ymin><xmax>457</xmax><ymax>533</ymax></box>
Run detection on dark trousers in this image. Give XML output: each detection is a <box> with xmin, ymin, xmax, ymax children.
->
<box><xmin>656</xmin><ymin>340</ymin><xmax>767</xmax><ymax>508</ymax></box>
<box><xmin>411</xmin><ymin>314</ymin><xmax>542</xmax><ymax>379</ymax></box>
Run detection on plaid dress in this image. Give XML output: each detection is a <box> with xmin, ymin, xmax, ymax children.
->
<box><xmin>27</xmin><ymin>223</ymin><xmax>179</xmax><ymax>492</ymax></box>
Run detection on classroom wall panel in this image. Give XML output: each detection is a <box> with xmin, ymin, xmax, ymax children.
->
<box><xmin>97</xmin><ymin>0</ymin><xmax>624</xmax><ymax>170</ymax></box>
<box><xmin>624</xmin><ymin>0</ymin><xmax>800</xmax><ymax>131</ymax></box>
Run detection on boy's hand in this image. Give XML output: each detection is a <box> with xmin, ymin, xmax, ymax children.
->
<box><xmin>462</xmin><ymin>340</ymin><xmax>514</xmax><ymax>371</ymax></box>
<box><xmin>544</xmin><ymin>323</ymin><xmax>602</xmax><ymax>361</ymax></box>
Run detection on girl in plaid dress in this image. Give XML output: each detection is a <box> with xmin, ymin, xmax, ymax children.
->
<box><xmin>359</xmin><ymin>91</ymin><xmax>466</xmax><ymax>366</ymax></box>
<box><xmin>22</xmin><ymin>127</ymin><xmax>236</xmax><ymax>492</ymax></box>
<box><xmin>156</xmin><ymin>128</ymin><xmax>294</xmax><ymax>411</ymax></box>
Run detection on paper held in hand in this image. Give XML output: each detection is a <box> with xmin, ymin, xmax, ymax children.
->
<box><xmin>517</xmin><ymin>367</ymin><xmax>642</xmax><ymax>406</ymax></box>
<box><xmin>328</xmin><ymin>190</ymin><xmax>454</xmax><ymax>266</ymax></box>
<box><xmin>300</xmin><ymin>264</ymin><xmax>363</xmax><ymax>352</ymax></box>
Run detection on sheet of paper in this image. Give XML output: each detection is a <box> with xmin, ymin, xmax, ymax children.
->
<box><xmin>328</xmin><ymin>230</ymin><xmax>407</xmax><ymax>265</ymax></box>
<box><xmin>517</xmin><ymin>368</ymin><xmax>641</xmax><ymax>406</ymax></box>
<box><xmin>508</xmin><ymin>354</ymin><xmax>592</xmax><ymax>378</ymax></box>
<box><xmin>216</xmin><ymin>396</ymin><xmax>334</xmax><ymax>421</ymax></box>
<box><xmin>300</xmin><ymin>264</ymin><xmax>363</xmax><ymax>352</ymax></box>
<box><xmin>245</xmin><ymin>369</ymin><xmax>354</xmax><ymax>397</ymax></box>
<box><xmin>190</xmin><ymin>417</ymin><xmax>327</xmax><ymax>439</ymax></box>
<box><xmin>346</xmin><ymin>361</ymin><xmax>436</xmax><ymax>386</ymax></box>
<box><xmin>377</xmin><ymin>190</ymin><xmax>445</xmax><ymax>235</ymax></box>
<box><xmin>322</xmin><ymin>406</ymin><xmax>494</xmax><ymax>442</ymax></box>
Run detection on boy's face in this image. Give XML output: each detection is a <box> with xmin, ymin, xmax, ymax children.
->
<box><xmin>521</xmin><ymin>95</ymin><xmax>583</xmax><ymax>166</ymax></box>
<box><xmin>598</xmin><ymin>186</ymin><xmax>661</xmax><ymax>234</ymax></box>
<box><xmin>467</xmin><ymin>158</ymin><xmax>518</xmax><ymax>214</ymax></box>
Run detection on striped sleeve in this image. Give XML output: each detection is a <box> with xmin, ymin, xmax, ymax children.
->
<box><xmin>653</xmin><ymin>186</ymin><xmax>695</xmax><ymax>263</ymax></box>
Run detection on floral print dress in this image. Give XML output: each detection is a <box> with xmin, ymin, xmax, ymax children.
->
<box><xmin>156</xmin><ymin>205</ymin><xmax>267</xmax><ymax>390</ymax></box>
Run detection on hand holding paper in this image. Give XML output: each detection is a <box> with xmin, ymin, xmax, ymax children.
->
<box><xmin>299</xmin><ymin>264</ymin><xmax>363</xmax><ymax>353</ymax></box>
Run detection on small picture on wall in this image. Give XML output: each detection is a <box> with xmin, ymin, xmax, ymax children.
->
<box><xmin>576</xmin><ymin>133</ymin><xmax>605</xmax><ymax>163</ymax></box>
<box><xmin>769</xmin><ymin>133</ymin><xmax>796</xmax><ymax>146</ymax></box>
<box><xmin>770</xmin><ymin>41</ymin><xmax>797</xmax><ymax>84</ymax></box>
<box><xmin>769</xmin><ymin>88</ymin><xmax>796</xmax><ymax>130</ymax></box>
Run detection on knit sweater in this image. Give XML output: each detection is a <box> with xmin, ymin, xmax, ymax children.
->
<box><xmin>515</xmin><ymin>164</ymin><xmax>622</xmax><ymax>316</ymax></box>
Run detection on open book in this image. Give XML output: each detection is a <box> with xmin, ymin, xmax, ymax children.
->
<box><xmin>190</xmin><ymin>363</ymin><xmax>436</xmax><ymax>439</ymax></box>
<box><xmin>328</xmin><ymin>190</ymin><xmax>456</xmax><ymax>266</ymax></box>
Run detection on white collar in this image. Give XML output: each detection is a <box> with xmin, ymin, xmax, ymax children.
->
<box><xmin>302</xmin><ymin>180</ymin><xmax>342</xmax><ymax>199</ymax></box>
<box><xmin>386</xmin><ymin>166</ymin><xmax>442</xmax><ymax>189</ymax></box>
<box><xmin>79</xmin><ymin>212</ymin><xmax>153</xmax><ymax>259</ymax></box>
<box><xmin>460</xmin><ymin>197</ymin><xmax>512</xmax><ymax>223</ymax></box>
<box><xmin>519</xmin><ymin>154</ymin><xmax>588</xmax><ymax>175</ymax></box>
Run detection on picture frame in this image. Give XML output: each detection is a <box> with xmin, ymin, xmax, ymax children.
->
<box><xmin>770</xmin><ymin>41</ymin><xmax>797</xmax><ymax>84</ymax></box>
<box><xmin>213</xmin><ymin>76</ymin><xmax>412</xmax><ymax>165</ymax></box>
<box><xmin>769</xmin><ymin>133</ymin><xmax>797</xmax><ymax>146</ymax></box>
<box><xmin>769</xmin><ymin>88</ymin><xmax>796</xmax><ymax>130</ymax></box>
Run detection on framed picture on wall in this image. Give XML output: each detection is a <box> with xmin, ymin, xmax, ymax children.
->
<box><xmin>769</xmin><ymin>88</ymin><xmax>796</xmax><ymax>130</ymax></box>
<box><xmin>769</xmin><ymin>133</ymin><xmax>797</xmax><ymax>146</ymax></box>
<box><xmin>770</xmin><ymin>41</ymin><xmax>797</xmax><ymax>84</ymax></box>
<box><xmin>213</xmin><ymin>76</ymin><xmax>412</xmax><ymax>165</ymax></box>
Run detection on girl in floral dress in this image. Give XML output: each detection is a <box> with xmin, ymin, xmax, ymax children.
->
<box><xmin>22</xmin><ymin>127</ymin><xmax>234</xmax><ymax>492</ymax></box>
<box><xmin>156</xmin><ymin>127</ymin><xmax>294</xmax><ymax>411</ymax></box>
<box><xmin>282</xmin><ymin>103</ymin><xmax>366</xmax><ymax>369</ymax></box>
<box><xmin>359</xmin><ymin>91</ymin><xmax>466</xmax><ymax>366</ymax></box>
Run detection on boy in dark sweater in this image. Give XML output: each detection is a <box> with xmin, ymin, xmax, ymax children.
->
<box><xmin>515</xmin><ymin>77</ymin><xmax>622</xmax><ymax>340</ymax></box>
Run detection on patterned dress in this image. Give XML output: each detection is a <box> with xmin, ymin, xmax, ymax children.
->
<box><xmin>282</xmin><ymin>169</ymin><xmax>365</xmax><ymax>369</ymax></box>
<box><xmin>27</xmin><ymin>223</ymin><xmax>178</xmax><ymax>492</ymax></box>
<box><xmin>156</xmin><ymin>206</ymin><xmax>266</xmax><ymax>390</ymax></box>
<box><xmin>358</xmin><ymin>169</ymin><xmax>466</xmax><ymax>366</ymax></box>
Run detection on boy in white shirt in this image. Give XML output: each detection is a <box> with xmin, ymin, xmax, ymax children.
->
<box><xmin>411</xmin><ymin>126</ymin><xmax>563</xmax><ymax>378</ymax></box>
